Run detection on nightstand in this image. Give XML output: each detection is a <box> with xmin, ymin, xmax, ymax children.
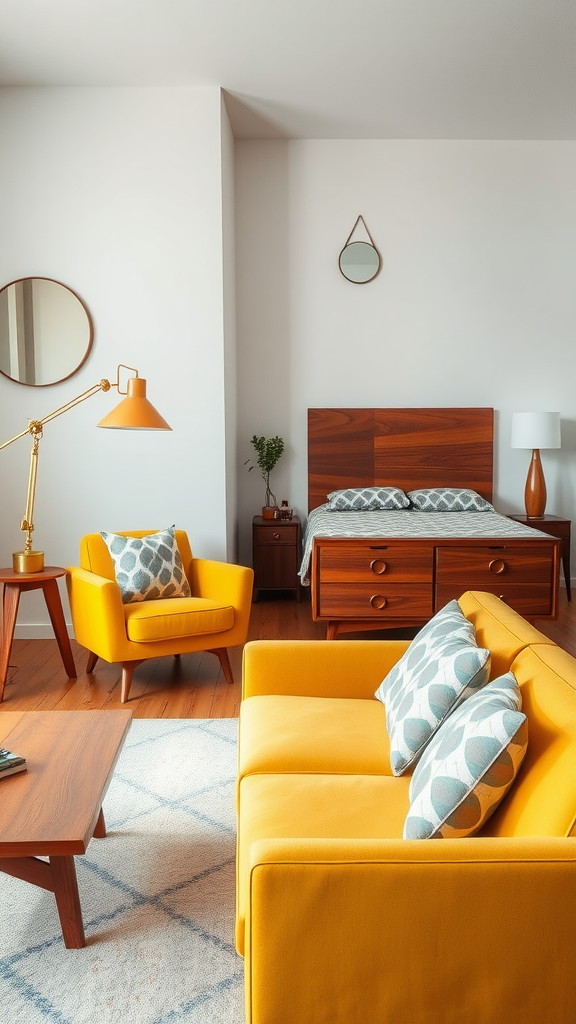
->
<box><xmin>507</xmin><ymin>513</ymin><xmax>571</xmax><ymax>601</ymax></box>
<box><xmin>252</xmin><ymin>515</ymin><xmax>301</xmax><ymax>601</ymax></box>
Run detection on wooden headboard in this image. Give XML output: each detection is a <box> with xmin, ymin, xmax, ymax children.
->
<box><xmin>308</xmin><ymin>408</ymin><xmax>494</xmax><ymax>511</ymax></box>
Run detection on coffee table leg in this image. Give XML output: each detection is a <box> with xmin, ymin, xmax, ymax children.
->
<box><xmin>50</xmin><ymin>856</ymin><xmax>86</xmax><ymax>948</ymax></box>
<box><xmin>0</xmin><ymin>583</ymin><xmax>21</xmax><ymax>702</ymax></box>
<box><xmin>43</xmin><ymin>578</ymin><xmax>77</xmax><ymax>680</ymax></box>
<box><xmin>93</xmin><ymin>807</ymin><xmax>106</xmax><ymax>838</ymax></box>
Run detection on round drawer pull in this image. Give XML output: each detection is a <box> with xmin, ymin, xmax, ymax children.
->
<box><xmin>370</xmin><ymin>559</ymin><xmax>387</xmax><ymax>575</ymax></box>
<box><xmin>273</xmin><ymin>532</ymin><xmax>281</xmax><ymax>540</ymax></box>
<box><xmin>489</xmin><ymin>559</ymin><xmax>506</xmax><ymax>575</ymax></box>
<box><xmin>370</xmin><ymin>594</ymin><xmax>387</xmax><ymax>610</ymax></box>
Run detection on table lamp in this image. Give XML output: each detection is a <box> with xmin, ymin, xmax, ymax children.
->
<box><xmin>511</xmin><ymin>411</ymin><xmax>561</xmax><ymax>519</ymax></box>
<box><xmin>0</xmin><ymin>364</ymin><xmax>171</xmax><ymax>573</ymax></box>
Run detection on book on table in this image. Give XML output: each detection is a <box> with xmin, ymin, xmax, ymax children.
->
<box><xmin>0</xmin><ymin>748</ymin><xmax>27</xmax><ymax>778</ymax></box>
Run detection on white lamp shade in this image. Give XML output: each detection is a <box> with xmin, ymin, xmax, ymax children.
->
<box><xmin>511</xmin><ymin>412</ymin><xmax>561</xmax><ymax>450</ymax></box>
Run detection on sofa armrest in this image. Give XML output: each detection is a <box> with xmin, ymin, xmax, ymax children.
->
<box><xmin>66</xmin><ymin>567</ymin><xmax>127</xmax><ymax>661</ymax></box>
<box><xmin>241</xmin><ymin>639</ymin><xmax>411</xmax><ymax>699</ymax></box>
<box><xmin>245</xmin><ymin>836</ymin><xmax>576</xmax><ymax>1024</ymax></box>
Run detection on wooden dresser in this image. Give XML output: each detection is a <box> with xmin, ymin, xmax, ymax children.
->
<box><xmin>311</xmin><ymin>535</ymin><xmax>560</xmax><ymax>638</ymax></box>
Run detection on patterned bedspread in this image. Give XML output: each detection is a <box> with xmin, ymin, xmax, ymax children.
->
<box><xmin>298</xmin><ymin>505</ymin><xmax>549</xmax><ymax>585</ymax></box>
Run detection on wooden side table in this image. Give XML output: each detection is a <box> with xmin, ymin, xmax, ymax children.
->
<box><xmin>507</xmin><ymin>514</ymin><xmax>571</xmax><ymax>601</ymax></box>
<box><xmin>0</xmin><ymin>566</ymin><xmax>77</xmax><ymax>702</ymax></box>
<box><xmin>252</xmin><ymin>515</ymin><xmax>301</xmax><ymax>601</ymax></box>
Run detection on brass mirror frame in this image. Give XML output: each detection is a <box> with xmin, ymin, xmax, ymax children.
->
<box><xmin>0</xmin><ymin>276</ymin><xmax>94</xmax><ymax>388</ymax></box>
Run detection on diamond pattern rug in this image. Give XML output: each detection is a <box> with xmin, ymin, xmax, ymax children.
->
<box><xmin>0</xmin><ymin>718</ymin><xmax>244</xmax><ymax>1024</ymax></box>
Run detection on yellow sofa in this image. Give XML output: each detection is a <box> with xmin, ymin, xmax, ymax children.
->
<box><xmin>236</xmin><ymin>591</ymin><xmax>576</xmax><ymax>1024</ymax></box>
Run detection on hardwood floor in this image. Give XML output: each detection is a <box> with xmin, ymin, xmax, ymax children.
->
<box><xmin>1</xmin><ymin>589</ymin><xmax>574</xmax><ymax>718</ymax></box>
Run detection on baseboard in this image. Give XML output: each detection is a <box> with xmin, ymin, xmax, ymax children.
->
<box><xmin>13</xmin><ymin>623</ymin><xmax>75</xmax><ymax>640</ymax></box>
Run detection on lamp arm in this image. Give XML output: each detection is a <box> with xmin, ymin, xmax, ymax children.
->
<box><xmin>20</xmin><ymin>429</ymin><xmax>41</xmax><ymax>555</ymax></box>
<box><xmin>0</xmin><ymin>379</ymin><xmax>113</xmax><ymax>453</ymax></box>
<box><xmin>0</xmin><ymin>365</ymin><xmax>148</xmax><ymax>574</ymax></box>
<box><xmin>0</xmin><ymin>377</ymin><xmax>114</xmax><ymax>567</ymax></box>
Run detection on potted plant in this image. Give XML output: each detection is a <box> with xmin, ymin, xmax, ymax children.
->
<box><xmin>246</xmin><ymin>435</ymin><xmax>285</xmax><ymax>518</ymax></box>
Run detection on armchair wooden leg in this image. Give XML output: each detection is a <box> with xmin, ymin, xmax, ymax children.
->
<box><xmin>208</xmin><ymin>648</ymin><xmax>234</xmax><ymax>685</ymax></box>
<box><xmin>86</xmin><ymin>651</ymin><xmax>98</xmax><ymax>673</ymax></box>
<box><xmin>120</xmin><ymin>661</ymin><xmax>143</xmax><ymax>703</ymax></box>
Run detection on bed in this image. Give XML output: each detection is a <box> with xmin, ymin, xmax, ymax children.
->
<box><xmin>303</xmin><ymin>408</ymin><xmax>560</xmax><ymax>638</ymax></box>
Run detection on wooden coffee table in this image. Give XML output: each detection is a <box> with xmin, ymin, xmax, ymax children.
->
<box><xmin>0</xmin><ymin>709</ymin><xmax>132</xmax><ymax>948</ymax></box>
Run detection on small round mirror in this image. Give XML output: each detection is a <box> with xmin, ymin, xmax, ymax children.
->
<box><xmin>339</xmin><ymin>241</ymin><xmax>381</xmax><ymax>284</ymax></box>
<box><xmin>0</xmin><ymin>277</ymin><xmax>93</xmax><ymax>387</ymax></box>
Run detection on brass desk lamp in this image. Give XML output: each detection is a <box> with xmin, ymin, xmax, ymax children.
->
<box><xmin>0</xmin><ymin>364</ymin><xmax>171</xmax><ymax>573</ymax></box>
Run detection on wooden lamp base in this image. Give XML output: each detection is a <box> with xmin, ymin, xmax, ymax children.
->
<box><xmin>524</xmin><ymin>448</ymin><xmax>546</xmax><ymax>518</ymax></box>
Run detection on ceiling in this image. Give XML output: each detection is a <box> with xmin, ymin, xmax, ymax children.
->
<box><xmin>1</xmin><ymin>0</ymin><xmax>575</xmax><ymax>139</ymax></box>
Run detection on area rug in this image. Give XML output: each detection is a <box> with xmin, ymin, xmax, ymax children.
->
<box><xmin>0</xmin><ymin>718</ymin><xmax>244</xmax><ymax>1024</ymax></box>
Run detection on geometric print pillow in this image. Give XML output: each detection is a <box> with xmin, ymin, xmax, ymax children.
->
<box><xmin>404</xmin><ymin>672</ymin><xmax>528</xmax><ymax>839</ymax></box>
<box><xmin>407</xmin><ymin>488</ymin><xmax>494</xmax><ymax>511</ymax></box>
<box><xmin>375</xmin><ymin>600</ymin><xmax>491</xmax><ymax>776</ymax></box>
<box><xmin>326</xmin><ymin>486</ymin><xmax>411</xmax><ymax>511</ymax></box>
<box><xmin>100</xmin><ymin>527</ymin><xmax>192</xmax><ymax>605</ymax></box>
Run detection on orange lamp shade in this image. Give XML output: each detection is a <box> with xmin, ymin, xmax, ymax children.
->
<box><xmin>97</xmin><ymin>377</ymin><xmax>171</xmax><ymax>431</ymax></box>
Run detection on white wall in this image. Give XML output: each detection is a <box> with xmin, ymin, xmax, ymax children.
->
<box><xmin>0</xmin><ymin>86</ymin><xmax>232</xmax><ymax>635</ymax></box>
<box><xmin>221</xmin><ymin>95</ymin><xmax>238</xmax><ymax>561</ymax></box>
<box><xmin>236</xmin><ymin>139</ymin><xmax>576</xmax><ymax>570</ymax></box>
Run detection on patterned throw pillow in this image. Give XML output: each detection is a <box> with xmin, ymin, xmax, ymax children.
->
<box><xmin>375</xmin><ymin>600</ymin><xmax>490</xmax><ymax>775</ymax></box>
<box><xmin>407</xmin><ymin>488</ymin><xmax>494</xmax><ymax>512</ymax></box>
<box><xmin>404</xmin><ymin>672</ymin><xmax>528</xmax><ymax>839</ymax></box>
<box><xmin>100</xmin><ymin>527</ymin><xmax>192</xmax><ymax>605</ymax></box>
<box><xmin>327</xmin><ymin>487</ymin><xmax>410</xmax><ymax>511</ymax></box>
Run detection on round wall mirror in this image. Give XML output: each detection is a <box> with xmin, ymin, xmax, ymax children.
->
<box><xmin>339</xmin><ymin>241</ymin><xmax>381</xmax><ymax>284</ymax></box>
<box><xmin>0</xmin><ymin>277</ymin><xmax>93</xmax><ymax>387</ymax></box>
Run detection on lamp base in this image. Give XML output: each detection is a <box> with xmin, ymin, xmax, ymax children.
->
<box><xmin>13</xmin><ymin>550</ymin><xmax>45</xmax><ymax>574</ymax></box>
<box><xmin>524</xmin><ymin>449</ymin><xmax>547</xmax><ymax>519</ymax></box>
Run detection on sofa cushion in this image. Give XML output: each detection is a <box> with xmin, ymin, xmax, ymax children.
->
<box><xmin>124</xmin><ymin>597</ymin><xmax>234</xmax><ymax>642</ymax></box>
<box><xmin>458</xmin><ymin>591</ymin><xmax>555</xmax><ymax>680</ymax></box>
<box><xmin>482</xmin><ymin>644</ymin><xmax>576</xmax><ymax>838</ymax></box>
<box><xmin>236</xmin><ymin>772</ymin><xmax>410</xmax><ymax>955</ymax></box>
<box><xmin>376</xmin><ymin>600</ymin><xmax>490</xmax><ymax>775</ymax></box>
<box><xmin>238</xmin><ymin>695</ymin><xmax>392</xmax><ymax>789</ymax></box>
<box><xmin>101</xmin><ymin>526</ymin><xmax>191</xmax><ymax>604</ymax></box>
<box><xmin>404</xmin><ymin>672</ymin><xmax>528</xmax><ymax>839</ymax></box>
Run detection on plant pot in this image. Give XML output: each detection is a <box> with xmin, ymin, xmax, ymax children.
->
<box><xmin>262</xmin><ymin>506</ymin><xmax>277</xmax><ymax>520</ymax></box>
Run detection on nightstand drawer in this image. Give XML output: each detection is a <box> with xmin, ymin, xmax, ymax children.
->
<box><xmin>254</xmin><ymin>525</ymin><xmax>299</xmax><ymax>546</ymax></box>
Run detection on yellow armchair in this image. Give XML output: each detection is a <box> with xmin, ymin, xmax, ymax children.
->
<box><xmin>67</xmin><ymin>529</ymin><xmax>253</xmax><ymax>702</ymax></box>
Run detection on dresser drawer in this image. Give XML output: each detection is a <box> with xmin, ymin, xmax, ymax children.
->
<box><xmin>254</xmin><ymin>525</ymin><xmax>299</xmax><ymax>547</ymax></box>
<box><xmin>319</xmin><ymin>543</ymin><xmax>433</xmax><ymax>583</ymax></box>
<box><xmin>435</xmin><ymin>545</ymin><xmax>555</xmax><ymax>585</ymax></box>
<box><xmin>435</xmin><ymin>583</ymin><xmax>553</xmax><ymax>617</ymax></box>
<box><xmin>319</xmin><ymin>583</ymin><xmax>432</xmax><ymax>619</ymax></box>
